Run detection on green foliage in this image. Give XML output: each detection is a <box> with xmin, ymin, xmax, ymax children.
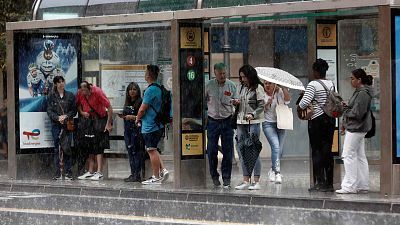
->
<box><xmin>0</xmin><ymin>0</ymin><xmax>33</xmax><ymax>70</ymax></box>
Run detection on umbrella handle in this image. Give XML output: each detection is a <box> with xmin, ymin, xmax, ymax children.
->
<box><xmin>248</xmin><ymin>120</ymin><xmax>251</xmax><ymax>133</ymax></box>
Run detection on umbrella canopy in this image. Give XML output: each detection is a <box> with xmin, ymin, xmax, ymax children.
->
<box><xmin>238</xmin><ymin>132</ymin><xmax>262</xmax><ymax>175</ymax></box>
<box><xmin>256</xmin><ymin>67</ymin><xmax>305</xmax><ymax>91</ymax></box>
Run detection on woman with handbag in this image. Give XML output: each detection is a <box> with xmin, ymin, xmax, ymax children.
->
<box><xmin>261</xmin><ymin>80</ymin><xmax>291</xmax><ymax>184</ymax></box>
<box><xmin>118</xmin><ymin>82</ymin><xmax>144</xmax><ymax>182</ymax></box>
<box><xmin>235</xmin><ymin>65</ymin><xmax>266</xmax><ymax>190</ymax></box>
<box><xmin>336</xmin><ymin>69</ymin><xmax>374</xmax><ymax>194</ymax></box>
<box><xmin>298</xmin><ymin>58</ymin><xmax>335</xmax><ymax>192</ymax></box>
<box><xmin>46</xmin><ymin>76</ymin><xmax>77</xmax><ymax>180</ymax></box>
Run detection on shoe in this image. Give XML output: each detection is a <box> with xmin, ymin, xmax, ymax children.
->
<box><xmin>65</xmin><ymin>173</ymin><xmax>73</xmax><ymax>181</ymax></box>
<box><xmin>335</xmin><ymin>189</ymin><xmax>357</xmax><ymax>194</ymax></box>
<box><xmin>308</xmin><ymin>184</ymin><xmax>322</xmax><ymax>192</ymax></box>
<box><xmin>275</xmin><ymin>173</ymin><xmax>282</xmax><ymax>184</ymax></box>
<box><xmin>52</xmin><ymin>174</ymin><xmax>62</xmax><ymax>180</ymax></box>
<box><xmin>321</xmin><ymin>185</ymin><xmax>334</xmax><ymax>192</ymax></box>
<box><xmin>268</xmin><ymin>169</ymin><xmax>276</xmax><ymax>182</ymax></box>
<box><xmin>357</xmin><ymin>189</ymin><xmax>369</xmax><ymax>194</ymax></box>
<box><xmin>89</xmin><ymin>172</ymin><xmax>103</xmax><ymax>181</ymax></box>
<box><xmin>235</xmin><ymin>181</ymin><xmax>250</xmax><ymax>190</ymax></box>
<box><xmin>160</xmin><ymin>168</ymin><xmax>169</xmax><ymax>182</ymax></box>
<box><xmin>78</xmin><ymin>171</ymin><xmax>94</xmax><ymax>180</ymax></box>
<box><xmin>248</xmin><ymin>182</ymin><xmax>261</xmax><ymax>190</ymax></box>
<box><xmin>124</xmin><ymin>175</ymin><xmax>136</xmax><ymax>182</ymax></box>
<box><xmin>142</xmin><ymin>175</ymin><xmax>162</xmax><ymax>185</ymax></box>
<box><xmin>223</xmin><ymin>179</ymin><xmax>231</xmax><ymax>189</ymax></box>
<box><xmin>223</xmin><ymin>184</ymin><xmax>231</xmax><ymax>189</ymax></box>
<box><xmin>212</xmin><ymin>178</ymin><xmax>221</xmax><ymax>187</ymax></box>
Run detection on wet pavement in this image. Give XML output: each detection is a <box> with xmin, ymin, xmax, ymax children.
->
<box><xmin>0</xmin><ymin>158</ymin><xmax>399</xmax><ymax>224</ymax></box>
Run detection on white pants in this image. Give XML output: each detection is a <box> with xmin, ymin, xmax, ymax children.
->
<box><xmin>340</xmin><ymin>131</ymin><xmax>369</xmax><ymax>191</ymax></box>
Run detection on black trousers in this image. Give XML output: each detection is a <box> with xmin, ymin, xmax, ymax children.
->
<box><xmin>308</xmin><ymin>113</ymin><xmax>335</xmax><ymax>187</ymax></box>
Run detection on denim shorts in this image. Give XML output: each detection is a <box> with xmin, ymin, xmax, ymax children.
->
<box><xmin>142</xmin><ymin>129</ymin><xmax>163</xmax><ymax>150</ymax></box>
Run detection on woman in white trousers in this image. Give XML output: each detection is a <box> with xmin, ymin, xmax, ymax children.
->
<box><xmin>336</xmin><ymin>68</ymin><xmax>374</xmax><ymax>194</ymax></box>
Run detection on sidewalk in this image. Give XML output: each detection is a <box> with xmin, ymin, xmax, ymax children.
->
<box><xmin>0</xmin><ymin>158</ymin><xmax>391</xmax><ymax>202</ymax></box>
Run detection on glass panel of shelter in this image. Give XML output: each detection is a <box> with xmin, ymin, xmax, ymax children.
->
<box><xmin>338</xmin><ymin>18</ymin><xmax>380</xmax><ymax>160</ymax></box>
<box><xmin>206</xmin><ymin>18</ymin><xmax>309</xmax><ymax>158</ymax></box>
<box><xmin>81</xmin><ymin>24</ymin><xmax>173</xmax><ymax>154</ymax></box>
<box><xmin>86</xmin><ymin>0</ymin><xmax>139</xmax><ymax>17</ymax></box>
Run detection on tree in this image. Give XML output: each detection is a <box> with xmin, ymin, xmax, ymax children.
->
<box><xmin>0</xmin><ymin>0</ymin><xmax>33</xmax><ymax>71</ymax></box>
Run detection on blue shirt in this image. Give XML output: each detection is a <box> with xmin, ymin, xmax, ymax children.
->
<box><xmin>141</xmin><ymin>83</ymin><xmax>163</xmax><ymax>133</ymax></box>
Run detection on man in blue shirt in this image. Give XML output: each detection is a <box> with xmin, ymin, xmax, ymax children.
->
<box><xmin>135</xmin><ymin>65</ymin><xmax>169</xmax><ymax>185</ymax></box>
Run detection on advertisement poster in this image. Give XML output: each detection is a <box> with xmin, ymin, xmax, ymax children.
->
<box><xmin>395</xmin><ymin>16</ymin><xmax>400</xmax><ymax>158</ymax></box>
<box><xmin>16</xmin><ymin>33</ymin><xmax>80</xmax><ymax>149</ymax></box>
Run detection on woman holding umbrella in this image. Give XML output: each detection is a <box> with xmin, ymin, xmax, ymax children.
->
<box><xmin>261</xmin><ymin>80</ymin><xmax>291</xmax><ymax>184</ymax></box>
<box><xmin>235</xmin><ymin>65</ymin><xmax>266</xmax><ymax>190</ymax></box>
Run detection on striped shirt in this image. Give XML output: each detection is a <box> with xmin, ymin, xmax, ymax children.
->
<box><xmin>299</xmin><ymin>79</ymin><xmax>334</xmax><ymax>120</ymax></box>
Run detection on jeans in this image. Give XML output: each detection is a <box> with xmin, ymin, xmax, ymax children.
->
<box><xmin>236</xmin><ymin>124</ymin><xmax>261</xmax><ymax>177</ymax></box>
<box><xmin>51</xmin><ymin>125</ymin><xmax>72</xmax><ymax>175</ymax></box>
<box><xmin>340</xmin><ymin>131</ymin><xmax>369</xmax><ymax>191</ymax></box>
<box><xmin>308</xmin><ymin>114</ymin><xmax>335</xmax><ymax>187</ymax></box>
<box><xmin>124</xmin><ymin>128</ymin><xmax>143</xmax><ymax>176</ymax></box>
<box><xmin>207</xmin><ymin>117</ymin><xmax>234</xmax><ymax>182</ymax></box>
<box><xmin>262</xmin><ymin>122</ymin><xmax>286</xmax><ymax>173</ymax></box>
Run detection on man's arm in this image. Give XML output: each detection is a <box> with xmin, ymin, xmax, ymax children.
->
<box><xmin>135</xmin><ymin>103</ymin><xmax>149</xmax><ymax>124</ymax></box>
<box><xmin>105</xmin><ymin>104</ymin><xmax>113</xmax><ymax>132</ymax></box>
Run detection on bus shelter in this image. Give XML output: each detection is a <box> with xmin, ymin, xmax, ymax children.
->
<box><xmin>5</xmin><ymin>0</ymin><xmax>400</xmax><ymax>195</ymax></box>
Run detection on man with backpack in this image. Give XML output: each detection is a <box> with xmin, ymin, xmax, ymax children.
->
<box><xmin>135</xmin><ymin>64</ymin><xmax>169</xmax><ymax>185</ymax></box>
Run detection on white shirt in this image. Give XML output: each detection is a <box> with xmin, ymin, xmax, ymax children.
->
<box><xmin>264</xmin><ymin>88</ymin><xmax>290</xmax><ymax>122</ymax></box>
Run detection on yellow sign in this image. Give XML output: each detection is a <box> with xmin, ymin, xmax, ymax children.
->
<box><xmin>204</xmin><ymin>31</ymin><xmax>209</xmax><ymax>53</ymax></box>
<box><xmin>182</xmin><ymin>133</ymin><xmax>203</xmax><ymax>156</ymax></box>
<box><xmin>332</xmin><ymin>130</ymin><xmax>339</xmax><ymax>153</ymax></box>
<box><xmin>180</xmin><ymin>27</ymin><xmax>202</xmax><ymax>49</ymax></box>
<box><xmin>317</xmin><ymin>24</ymin><xmax>337</xmax><ymax>47</ymax></box>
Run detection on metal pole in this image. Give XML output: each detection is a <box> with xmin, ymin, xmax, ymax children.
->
<box><xmin>223</xmin><ymin>17</ymin><xmax>231</xmax><ymax>78</ymax></box>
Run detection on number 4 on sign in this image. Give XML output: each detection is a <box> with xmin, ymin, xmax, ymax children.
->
<box><xmin>187</xmin><ymin>56</ymin><xmax>195</xmax><ymax>67</ymax></box>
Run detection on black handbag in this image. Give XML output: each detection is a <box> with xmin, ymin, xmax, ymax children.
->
<box><xmin>365</xmin><ymin>111</ymin><xmax>375</xmax><ymax>138</ymax></box>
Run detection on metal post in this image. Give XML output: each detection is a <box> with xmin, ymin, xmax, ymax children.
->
<box><xmin>223</xmin><ymin>17</ymin><xmax>231</xmax><ymax>78</ymax></box>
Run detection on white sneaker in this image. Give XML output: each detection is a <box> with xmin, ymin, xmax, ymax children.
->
<box><xmin>248</xmin><ymin>182</ymin><xmax>261</xmax><ymax>190</ymax></box>
<box><xmin>78</xmin><ymin>171</ymin><xmax>94</xmax><ymax>180</ymax></box>
<box><xmin>142</xmin><ymin>175</ymin><xmax>162</xmax><ymax>185</ymax></box>
<box><xmin>235</xmin><ymin>181</ymin><xmax>250</xmax><ymax>190</ymax></box>
<box><xmin>89</xmin><ymin>172</ymin><xmax>103</xmax><ymax>181</ymax></box>
<box><xmin>268</xmin><ymin>169</ymin><xmax>276</xmax><ymax>182</ymax></box>
<box><xmin>160</xmin><ymin>168</ymin><xmax>169</xmax><ymax>183</ymax></box>
<box><xmin>335</xmin><ymin>189</ymin><xmax>357</xmax><ymax>194</ymax></box>
<box><xmin>275</xmin><ymin>173</ymin><xmax>282</xmax><ymax>184</ymax></box>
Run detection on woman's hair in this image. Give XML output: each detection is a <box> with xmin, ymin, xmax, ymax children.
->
<box><xmin>124</xmin><ymin>82</ymin><xmax>142</xmax><ymax>109</ymax></box>
<box><xmin>80</xmin><ymin>81</ymin><xmax>92</xmax><ymax>90</ymax></box>
<box><xmin>352</xmin><ymin>68</ymin><xmax>373</xmax><ymax>86</ymax></box>
<box><xmin>52</xmin><ymin>76</ymin><xmax>65</xmax><ymax>92</ymax></box>
<box><xmin>239</xmin><ymin>64</ymin><xmax>262</xmax><ymax>90</ymax></box>
<box><xmin>312</xmin><ymin>58</ymin><xmax>329</xmax><ymax>78</ymax></box>
<box><xmin>147</xmin><ymin>64</ymin><xmax>160</xmax><ymax>80</ymax></box>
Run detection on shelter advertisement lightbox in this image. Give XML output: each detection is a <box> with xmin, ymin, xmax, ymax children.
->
<box><xmin>15</xmin><ymin>33</ymin><xmax>81</xmax><ymax>150</ymax></box>
<box><xmin>393</xmin><ymin>11</ymin><xmax>400</xmax><ymax>163</ymax></box>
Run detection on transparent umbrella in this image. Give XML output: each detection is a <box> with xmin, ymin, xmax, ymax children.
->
<box><xmin>256</xmin><ymin>67</ymin><xmax>305</xmax><ymax>91</ymax></box>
